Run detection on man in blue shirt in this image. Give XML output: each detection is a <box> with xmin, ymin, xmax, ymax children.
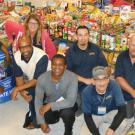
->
<box><xmin>115</xmin><ymin>34</ymin><xmax>135</xmax><ymax>101</ymax></box>
<box><xmin>11</xmin><ymin>35</ymin><xmax>48</xmax><ymax>129</ymax></box>
<box><xmin>66</xmin><ymin>26</ymin><xmax>108</xmax><ymax>92</ymax></box>
<box><xmin>81</xmin><ymin>66</ymin><xmax>127</xmax><ymax>135</ymax></box>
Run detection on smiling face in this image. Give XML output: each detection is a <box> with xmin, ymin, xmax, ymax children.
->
<box><xmin>28</xmin><ymin>18</ymin><xmax>39</xmax><ymax>34</ymax></box>
<box><xmin>18</xmin><ymin>36</ymin><xmax>33</xmax><ymax>61</ymax></box>
<box><xmin>51</xmin><ymin>57</ymin><xmax>66</xmax><ymax>78</ymax></box>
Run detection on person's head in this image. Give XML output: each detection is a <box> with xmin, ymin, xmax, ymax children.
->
<box><xmin>18</xmin><ymin>35</ymin><xmax>33</xmax><ymax>60</ymax></box>
<box><xmin>76</xmin><ymin>25</ymin><xmax>89</xmax><ymax>49</ymax></box>
<box><xmin>128</xmin><ymin>34</ymin><xmax>135</xmax><ymax>58</ymax></box>
<box><xmin>92</xmin><ymin>66</ymin><xmax>109</xmax><ymax>94</ymax></box>
<box><xmin>25</xmin><ymin>13</ymin><xmax>42</xmax><ymax>44</ymax></box>
<box><xmin>51</xmin><ymin>54</ymin><xmax>67</xmax><ymax>78</ymax></box>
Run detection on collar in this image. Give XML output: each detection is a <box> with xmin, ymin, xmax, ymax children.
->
<box><xmin>21</xmin><ymin>49</ymin><xmax>33</xmax><ymax>63</ymax></box>
<box><xmin>75</xmin><ymin>42</ymin><xmax>91</xmax><ymax>52</ymax></box>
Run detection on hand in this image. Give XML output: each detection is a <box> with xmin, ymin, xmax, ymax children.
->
<box><xmin>20</xmin><ymin>91</ymin><xmax>32</xmax><ymax>102</ymax></box>
<box><xmin>84</xmin><ymin>78</ymin><xmax>94</xmax><ymax>85</ymax></box>
<box><xmin>105</xmin><ymin>128</ymin><xmax>114</xmax><ymax>135</ymax></box>
<box><xmin>130</xmin><ymin>89</ymin><xmax>135</xmax><ymax>98</ymax></box>
<box><xmin>41</xmin><ymin>123</ymin><xmax>50</xmax><ymax>133</ymax></box>
<box><xmin>0</xmin><ymin>86</ymin><xmax>4</xmax><ymax>94</ymax></box>
<box><xmin>11</xmin><ymin>87</ymin><xmax>19</xmax><ymax>100</ymax></box>
<box><xmin>39</xmin><ymin>104</ymin><xmax>51</xmax><ymax>116</ymax></box>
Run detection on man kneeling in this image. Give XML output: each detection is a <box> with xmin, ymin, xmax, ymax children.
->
<box><xmin>81</xmin><ymin>66</ymin><xmax>127</xmax><ymax>135</ymax></box>
<box><xmin>35</xmin><ymin>54</ymin><xmax>78</xmax><ymax>135</ymax></box>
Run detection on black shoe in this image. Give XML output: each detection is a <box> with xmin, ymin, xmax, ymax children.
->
<box><xmin>23</xmin><ymin>111</ymin><xmax>32</xmax><ymax>128</ymax></box>
<box><xmin>64</xmin><ymin>132</ymin><xmax>72</xmax><ymax>135</ymax></box>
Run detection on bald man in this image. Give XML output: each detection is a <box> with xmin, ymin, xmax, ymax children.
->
<box><xmin>11</xmin><ymin>35</ymin><xmax>48</xmax><ymax>129</ymax></box>
<box><xmin>115</xmin><ymin>34</ymin><xmax>135</xmax><ymax>101</ymax></box>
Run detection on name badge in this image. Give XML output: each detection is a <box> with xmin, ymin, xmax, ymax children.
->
<box><xmin>56</xmin><ymin>97</ymin><xmax>64</xmax><ymax>102</ymax></box>
<box><xmin>98</xmin><ymin>106</ymin><xmax>106</xmax><ymax>115</ymax></box>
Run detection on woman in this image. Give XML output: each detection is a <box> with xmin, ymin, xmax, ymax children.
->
<box><xmin>0</xmin><ymin>41</ymin><xmax>13</xmax><ymax>92</ymax></box>
<box><xmin>4</xmin><ymin>13</ymin><xmax>56</xmax><ymax>59</ymax></box>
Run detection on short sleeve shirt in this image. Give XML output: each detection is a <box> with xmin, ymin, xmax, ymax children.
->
<box><xmin>115</xmin><ymin>50</ymin><xmax>135</xmax><ymax>101</ymax></box>
<box><xmin>66</xmin><ymin>42</ymin><xmax>108</xmax><ymax>90</ymax></box>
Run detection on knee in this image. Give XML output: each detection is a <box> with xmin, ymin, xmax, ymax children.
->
<box><xmin>60</xmin><ymin>109</ymin><xmax>75</xmax><ymax>121</ymax></box>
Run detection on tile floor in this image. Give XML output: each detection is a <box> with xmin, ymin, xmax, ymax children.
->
<box><xmin>0</xmin><ymin>95</ymin><xmax>135</xmax><ymax>135</ymax></box>
<box><xmin>0</xmin><ymin>95</ymin><xmax>84</xmax><ymax>135</ymax></box>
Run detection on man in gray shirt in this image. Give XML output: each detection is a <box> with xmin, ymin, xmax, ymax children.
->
<box><xmin>35</xmin><ymin>54</ymin><xmax>78</xmax><ymax>135</ymax></box>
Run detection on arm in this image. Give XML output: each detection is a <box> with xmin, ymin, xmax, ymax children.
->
<box><xmin>11</xmin><ymin>77</ymin><xmax>36</xmax><ymax>100</ymax></box>
<box><xmin>109</xmin><ymin>105</ymin><xmax>126</xmax><ymax>131</ymax></box>
<box><xmin>81</xmin><ymin>85</ymin><xmax>100</xmax><ymax>134</ymax></box>
<box><xmin>42</xmin><ymin>31</ymin><xmax>56</xmax><ymax>60</ymax></box>
<box><xmin>115</xmin><ymin>54</ymin><xmax>135</xmax><ymax>98</ymax></box>
<box><xmin>1</xmin><ymin>43</ymin><xmax>12</xmax><ymax>64</ymax></box>
<box><xmin>116</xmin><ymin>77</ymin><xmax>135</xmax><ymax>98</ymax></box>
<box><xmin>35</xmin><ymin>76</ymin><xmax>46</xmax><ymax>124</ymax></box>
<box><xmin>34</xmin><ymin>55</ymin><xmax>48</xmax><ymax>79</ymax></box>
<box><xmin>66</xmin><ymin>50</ymin><xmax>94</xmax><ymax>85</ymax></box>
<box><xmin>4</xmin><ymin>20</ymin><xmax>24</xmax><ymax>43</ymax></box>
<box><xmin>105</xmin><ymin>81</ymin><xmax>126</xmax><ymax>135</ymax></box>
<box><xmin>11</xmin><ymin>76</ymin><xmax>32</xmax><ymax>101</ymax></box>
<box><xmin>84</xmin><ymin>113</ymin><xmax>100</xmax><ymax>135</ymax></box>
<box><xmin>13</xmin><ymin>79</ymin><xmax>37</xmax><ymax>92</ymax></box>
<box><xmin>50</xmin><ymin>75</ymin><xmax>78</xmax><ymax>111</ymax></box>
<box><xmin>77</xmin><ymin>75</ymin><xmax>94</xmax><ymax>85</ymax></box>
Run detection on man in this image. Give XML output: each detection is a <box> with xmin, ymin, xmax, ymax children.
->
<box><xmin>11</xmin><ymin>35</ymin><xmax>48</xmax><ymax>129</ymax></box>
<box><xmin>66</xmin><ymin>25</ymin><xmax>108</xmax><ymax>92</ymax></box>
<box><xmin>115</xmin><ymin>34</ymin><xmax>135</xmax><ymax>101</ymax></box>
<box><xmin>66</xmin><ymin>26</ymin><xmax>108</xmax><ymax>111</ymax></box>
<box><xmin>81</xmin><ymin>66</ymin><xmax>127</xmax><ymax>135</ymax></box>
<box><xmin>35</xmin><ymin>54</ymin><xmax>78</xmax><ymax>135</ymax></box>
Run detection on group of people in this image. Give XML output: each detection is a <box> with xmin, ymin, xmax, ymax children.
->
<box><xmin>3</xmin><ymin>12</ymin><xmax>135</xmax><ymax>135</ymax></box>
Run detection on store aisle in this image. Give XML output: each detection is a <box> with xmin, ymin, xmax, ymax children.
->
<box><xmin>0</xmin><ymin>96</ymin><xmax>84</xmax><ymax>135</ymax></box>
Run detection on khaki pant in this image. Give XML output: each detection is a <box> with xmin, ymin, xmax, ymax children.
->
<box><xmin>80</xmin><ymin>110</ymin><xmax>134</xmax><ymax>135</ymax></box>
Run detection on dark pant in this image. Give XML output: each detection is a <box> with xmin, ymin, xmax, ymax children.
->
<box><xmin>45</xmin><ymin>103</ymin><xmax>78</xmax><ymax>135</ymax></box>
<box><xmin>23</xmin><ymin>88</ymin><xmax>38</xmax><ymax>128</ymax></box>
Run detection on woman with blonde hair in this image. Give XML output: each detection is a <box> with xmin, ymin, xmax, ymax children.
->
<box><xmin>4</xmin><ymin>13</ymin><xmax>56</xmax><ymax>59</ymax></box>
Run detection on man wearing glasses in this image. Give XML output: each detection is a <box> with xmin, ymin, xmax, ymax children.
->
<box><xmin>81</xmin><ymin>66</ymin><xmax>128</xmax><ymax>135</ymax></box>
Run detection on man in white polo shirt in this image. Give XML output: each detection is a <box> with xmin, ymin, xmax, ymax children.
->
<box><xmin>11</xmin><ymin>35</ymin><xmax>48</xmax><ymax>129</ymax></box>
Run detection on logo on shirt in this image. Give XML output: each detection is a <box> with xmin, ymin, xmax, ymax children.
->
<box><xmin>89</xmin><ymin>52</ymin><xmax>96</xmax><ymax>56</ymax></box>
<box><xmin>105</xmin><ymin>95</ymin><xmax>112</xmax><ymax>100</ymax></box>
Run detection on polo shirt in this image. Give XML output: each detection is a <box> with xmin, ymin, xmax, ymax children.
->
<box><xmin>66</xmin><ymin>42</ymin><xmax>108</xmax><ymax>90</ymax></box>
<box><xmin>115</xmin><ymin>50</ymin><xmax>135</xmax><ymax>101</ymax></box>
<box><xmin>82</xmin><ymin>80</ymin><xmax>125</xmax><ymax>115</ymax></box>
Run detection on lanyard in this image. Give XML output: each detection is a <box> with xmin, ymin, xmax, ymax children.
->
<box><xmin>98</xmin><ymin>94</ymin><xmax>106</xmax><ymax>105</ymax></box>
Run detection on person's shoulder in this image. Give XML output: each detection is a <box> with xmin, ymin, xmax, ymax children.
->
<box><xmin>88</xmin><ymin>42</ymin><xmax>101</xmax><ymax>51</ymax></box>
<box><xmin>67</xmin><ymin>42</ymin><xmax>77</xmax><ymax>51</ymax></box>
<box><xmin>41</xmin><ymin>30</ymin><xmax>49</xmax><ymax>37</ymax></box>
<box><xmin>82</xmin><ymin>85</ymin><xmax>94</xmax><ymax>96</ymax></box>
<box><xmin>118</xmin><ymin>50</ymin><xmax>128</xmax><ymax>58</ymax></box>
<box><xmin>38</xmin><ymin>71</ymin><xmax>50</xmax><ymax>81</ymax></box>
<box><xmin>109</xmin><ymin>79</ymin><xmax>118</xmax><ymax>86</ymax></box>
<box><xmin>108</xmin><ymin>79</ymin><xmax>120</xmax><ymax>90</ymax></box>
<box><xmin>64</xmin><ymin>70</ymin><xmax>77</xmax><ymax>78</ymax></box>
<box><xmin>33</xmin><ymin>46</ymin><xmax>47</xmax><ymax>56</ymax></box>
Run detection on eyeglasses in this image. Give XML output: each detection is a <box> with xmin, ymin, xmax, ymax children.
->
<box><xmin>28</xmin><ymin>22</ymin><xmax>38</xmax><ymax>26</ymax></box>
